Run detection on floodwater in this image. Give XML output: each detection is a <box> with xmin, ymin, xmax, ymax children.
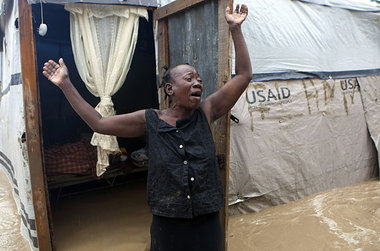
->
<box><xmin>52</xmin><ymin>177</ymin><xmax>151</xmax><ymax>251</ymax></box>
<box><xmin>228</xmin><ymin>180</ymin><xmax>380</xmax><ymax>251</ymax></box>
<box><xmin>1</xmin><ymin>166</ymin><xmax>379</xmax><ymax>251</ymax></box>
<box><xmin>0</xmin><ymin>169</ymin><xmax>31</xmax><ymax>251</ymax></box>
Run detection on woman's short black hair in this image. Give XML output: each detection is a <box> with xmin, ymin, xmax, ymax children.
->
<box><xmin>160</xmin><ymin>66</ymin><xmax>172</xmax><ymax>98</ymax></box>
<box><xmin>160</xmin><ymin>63</ymin><xmax>190</xmax><ymax>89</ymax></box>
<box><xmin>159</xmin><ymin>63</ymin><xmax>191</xmax><ymax>100</ymax></box>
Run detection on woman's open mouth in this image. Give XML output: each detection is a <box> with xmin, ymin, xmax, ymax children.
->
<box><xmin>190</xmin><ymin>91</ymin><xmax>202</xmax><ymax>100</ymax></box>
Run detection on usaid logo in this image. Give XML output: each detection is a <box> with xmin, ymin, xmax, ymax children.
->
<box><xmin>246</xmin><ymin>86</ymin><xmax>291</xmax><ymax>105</ymax></box>
<box><xmin>340</xmin><ymin>79</ymin><xmax>359</xmax><ymax>92</ymax></box>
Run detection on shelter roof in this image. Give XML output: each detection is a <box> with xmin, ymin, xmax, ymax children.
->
<box><xmin>27</xmin><ymin>0</ymin><xmax>157</xmax><ymax>8</ymax></box>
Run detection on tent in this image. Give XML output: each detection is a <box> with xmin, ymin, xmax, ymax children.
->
<box><xmin>156</xmin><ymin>0</ymin><xmax>380</xmax><ymax>242</ymax></box>
<box><xmin>227</xmin><ymin>0</ymin><xmax>380</xmax><ymax>214</ymax></box>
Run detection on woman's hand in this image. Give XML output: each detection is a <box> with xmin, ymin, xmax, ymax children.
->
<box><xmin>225</xmin><ymin>4</ymin><xmax>248</xmax><ymax>29</ymax></box>
<box><xmin>42</xmin><ymin>58</ymin><xmax>69</xmax><ymax>88</ymax></box>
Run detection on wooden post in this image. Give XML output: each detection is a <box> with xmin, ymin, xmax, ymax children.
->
<box><xmin>18</xmin><ymin>0</ymin><xmax>52</xmax><ymax>250</ymax></box>
<box><xmin>156</xmin><ymin>18</ymin><xmax>169</xmax><ymax>109</ymax></box>
<box><xmin>216</xmin><ymin>0</ymin><xmax>232</xmax><ymax>249</ymax></box>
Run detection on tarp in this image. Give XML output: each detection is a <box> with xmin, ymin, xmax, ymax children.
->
<box><xmin>299</xmin><ymin>0</ymin><xmax>380</xmax><ymax>11</ymax></box>
<box><xmin>233</xmin><ymin>0</ymin><xmax>380</xmax><ymax>74</ymax></box>
<box><xmin>228</xmin><ymin>0</ymin><xmax>380</xmax><ymax>215</ymax></box>
<box><xmin>229</xmin><ymin>77</ymin><xmax>379</xmax><ymax>214</ymax></box>
<box><xmin>0</xmin><ymin>0</ymin><xmax>37</xmax><ymax>249</ymax></box>
<box><xmin>358</xmin><ymin>75</ymin><xmax>380</xmax><ymax>170</ymax></box>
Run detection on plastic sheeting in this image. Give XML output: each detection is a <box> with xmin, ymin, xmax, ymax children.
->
<box><xmin>358</xmin><ymin>76</ymin><xmax>380</xmax><ymax>172</ymax></box>
<box><xmin>234</xmin><ymin>0</ymin><xmax>380</xmax><ymax>74</ymax></box>
<box><xmin>0</xmin><ymin>0</ymin><xmax>37</xmax><ymax>249</ymax></box>
<box><xmin>298</xmin><ymin>0</ymin><xmax>380</xmax><ymax>12</ymax></box>
<box><xmin>229</xmin><ymin>77</ymin><xmax>379</xmax><ymax>215</ymax></box>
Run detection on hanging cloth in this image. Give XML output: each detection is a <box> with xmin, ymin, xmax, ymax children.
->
<box><xmin>65</xmin><ymin>3</ymin><xmax>148</xmax><ymax>176</ymax></box>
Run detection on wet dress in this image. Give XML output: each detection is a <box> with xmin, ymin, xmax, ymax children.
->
<box><xmin>145</xmin><ymin>108</ymin><xmax>224</xmax><ymax>251</ymax></box>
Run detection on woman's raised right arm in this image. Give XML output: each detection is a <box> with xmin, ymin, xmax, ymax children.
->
<box><xmin>43</xmin><ymin>58</ymin><xmax>146</xmax><ymax>138</ymax></box>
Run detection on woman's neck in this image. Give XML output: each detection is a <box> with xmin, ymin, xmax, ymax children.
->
<box><xmin>168</xmin><ymin>105</ymin><xmax>194</xmax><ymax>119</ymax></box>
<box><xmin>158</xmin><ymin>106</ymin><xmax>195</xmax><ymax>127</ymax></box>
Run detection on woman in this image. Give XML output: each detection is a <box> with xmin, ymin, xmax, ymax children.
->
<box><xmin>43</xmin><ymin>4</ymin><xmax>251</xmax><ymax>251</ymax></box>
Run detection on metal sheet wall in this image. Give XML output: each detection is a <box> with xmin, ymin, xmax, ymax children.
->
<box><xmin>167</xmin><ymin>0</ymin><xmax>218</xmax><ymax>98</ymax></box>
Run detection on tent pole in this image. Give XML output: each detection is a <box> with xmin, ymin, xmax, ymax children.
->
<box><xmin>216</xmin><ymin>0</ymin><xmax>233</xmax><ymax>249</ymax></box>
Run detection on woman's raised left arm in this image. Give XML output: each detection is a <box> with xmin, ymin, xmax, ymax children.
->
<box><xmin>202</xmin><ymin>4</ymin><xmax>252</xmax><ymax>122</ymax></box>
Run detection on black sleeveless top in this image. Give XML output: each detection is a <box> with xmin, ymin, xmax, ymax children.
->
<box><xmin>145</xmin><ymin>108</ymin><xmax>224</xmax><ymax>218</ymax></box>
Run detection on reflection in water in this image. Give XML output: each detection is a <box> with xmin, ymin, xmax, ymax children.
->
<box><xmin>0</xmin><ymin>169</ymin><xmax>31</xmax><ymax>251</ymax></box>
<box><xmin>229</xmin><ymin>180</ymin><xmax>380</xmax><ymax>251</ymax></box>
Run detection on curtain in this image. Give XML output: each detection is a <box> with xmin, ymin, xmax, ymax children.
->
<box><xmin>65</xmin><ymin>4</ymin><xmax>148</xmax><ymax>176</ymax></box>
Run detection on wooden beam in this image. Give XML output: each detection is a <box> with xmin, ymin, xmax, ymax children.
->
<box><xmin>154</xmin><ymin>0</ymin><xmax>205</xmax><ymax>20</ymax></box>
<box><xmin>216</xmin><ymin>0</ymin><xmax>232</xmax><ymax>250</ymax></box>
<box><xmin>156</xmin><ymin>19</ymin><xmax>170</xmax><ymax>109</ymax></box>
<box><xmin>18</xmin><ymin>0</ymin><xmax>53</xmax><ymax>250</ymax></box>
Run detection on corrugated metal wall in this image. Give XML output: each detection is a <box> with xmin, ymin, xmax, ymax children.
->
<box><xmin>167</xmin><ymin>0</ymin><xmax>218</xmax><ymax>98</ymax></box>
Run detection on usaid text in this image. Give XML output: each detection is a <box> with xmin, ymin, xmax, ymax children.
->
<box><xmin>246</xmin><ymin>87</ymin><xmax>291</xmax><ymax>104</ymax></box>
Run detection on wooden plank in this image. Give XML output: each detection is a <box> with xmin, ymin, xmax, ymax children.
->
<box><xmin>18</xmin><ymin>0</ymin><xmax>53</xmax><ymax>250</ymax></box>
<box><xmin>216</xmin><ymin>0</ymin><xmax>232</xmax><ymax>250</ymax></box>
<box><xmin>156</xmin><ymin>19</ymin><xmax>169</xmax><ymax>109</ymax></box>
<box><xmin>154</xmin><ymin>0</ymin><xmax>205</xmax><ymax>20</ymax></box>
<box><xmin>166</xmin><ymin>0</ymin><xmax>218</xmax><ymax>98</ymax></box>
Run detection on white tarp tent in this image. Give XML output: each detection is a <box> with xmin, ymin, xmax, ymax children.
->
<box><xmin>0</xmin><ymin>0</ymin><xmax>38</xmax><ymax>249</ymax></box>
<box><xmin>229</xmin><ymin>77</ymin><xmax>379</xmax><ymax>214</ymax></box>
<box><xmin>232</xmin><ymin>0</ymin><xmax>380</xmax><ymax>74</ymax></box>
<box><xmin>157</xmin><ymin>0</ymin><xmax>380</xmax><ymax>214</ymax></box>
<box><xmin>228</xmin><ymin>0</ymin><xmax>380</xmax><ymax>214</ymax></box>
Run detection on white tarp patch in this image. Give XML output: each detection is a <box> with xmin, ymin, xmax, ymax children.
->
<box><xmin>233</xmin><ymin>0</ymin><xmax>380</xmax><ymax>74</ymax></box>
<box><xmin>229</xmin><ymin>77</ymin><xmax>378</xmax><ymax>215</ymax></box>
<box><xmin>298</xmin><ymin>0</ymin><xmax>380</xmax><ymax>12</ymax></box>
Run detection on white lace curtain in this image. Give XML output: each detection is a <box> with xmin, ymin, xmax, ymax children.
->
<box><xmin>65</xmin><ymin>4</ymin><xmax>148</xmax><ymax>176</ymax></box>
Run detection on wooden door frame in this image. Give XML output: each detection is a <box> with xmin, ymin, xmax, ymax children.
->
<box><xmin>18</xmin><ymin>0</ymin><xmax>53</xmax><ymax>250</ymax></box>
<box><xmin>154</xmin><ymin>0</ymin><xmax>232</xmax><ymax>249</ymax></box>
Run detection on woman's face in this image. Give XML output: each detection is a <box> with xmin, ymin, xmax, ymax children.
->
<box><xmin>168</xmin><ymin>65</ymin><xmax>203</xmax><ymax>109</ymax></box>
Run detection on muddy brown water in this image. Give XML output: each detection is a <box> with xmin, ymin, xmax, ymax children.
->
<box><xmin>52</xmin><ymin>177</ymin><xmax>151</xmax><ymax>251</ymax></box>
<box><xmin>0</xmin><ymin>169</ymin><xmax>31</xmax><ymax>251</ymax></box>
<box><xmin>228</xmin><ymin>180</ymin><xmax>380</xmax><ymax>251</ymax></box>
<box><xmin>1</xmin><ymin>167</ymin><xmax>379</xmax><ymax>251</ymax></box>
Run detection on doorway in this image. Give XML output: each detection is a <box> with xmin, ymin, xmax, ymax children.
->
<box><xmin>33</xmin><ymin>3</ymin><xmax>157</xmax><ymax>250</ymax></box>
